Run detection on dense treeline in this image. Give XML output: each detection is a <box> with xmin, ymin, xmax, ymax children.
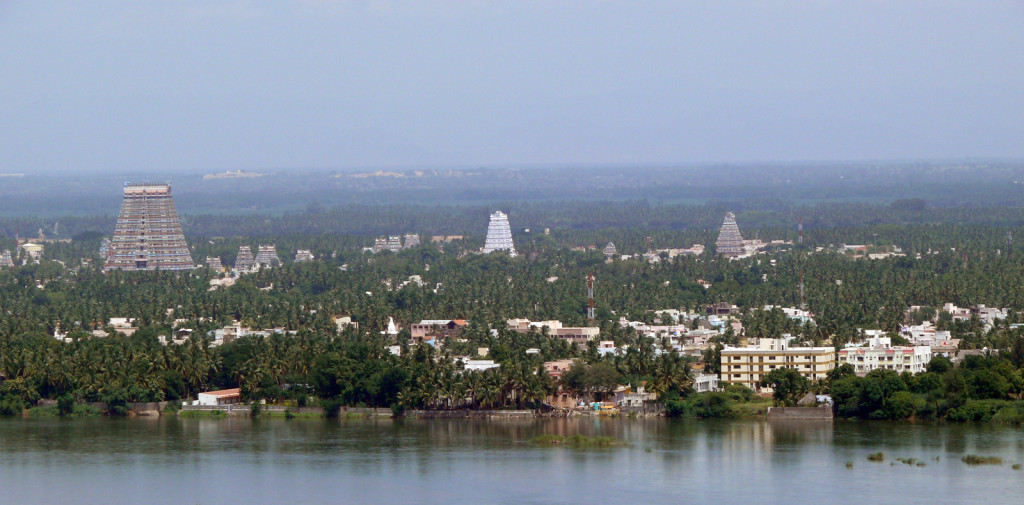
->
<box><xmin>4</xmin><ymin>195</ymin><xmax>1024</xmax><ymax>418</ymax></box>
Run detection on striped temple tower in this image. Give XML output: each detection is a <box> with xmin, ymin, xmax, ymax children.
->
<box><xmin>715</xmin><ymin>212</ymin><xmax>745</xmax><ymax>258</ymax></box>
<box><xmin>482</xmin><ymin>210</ymin><xmax>516</xmax><ymax>256</ymax></box>
<box><xmin>235</xmin><ymin>246</ymin><xmax>256</xmax><ymax>271</ymax></box>
<box><xmin>105</xmin><ymin>182</ymin><xmax>193</xmax><ymax>271</ymax></box>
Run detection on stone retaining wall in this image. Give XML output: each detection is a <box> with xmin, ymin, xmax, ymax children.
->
<box><xmin>766</xmin><ymin>406</ymin><xmax>833</xmax><ymax>421</ymax></box>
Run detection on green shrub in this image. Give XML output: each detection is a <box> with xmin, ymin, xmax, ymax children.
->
<box><xmin>991</xmin><ymin>405</ymin><xmax>1024</xmax><ymax>424</ymax></box>
<box><xmin>390</xmin><ymin>402</ymin><xmax>405</xmax><ymax>417</ymax></box>
<box><xmin>101</xmin><ymin>388</ymin><xmax>131</xmax><ymax>416</ymax></box>
<box><xmin>57</xmin><ymin>394</ymin><xmax>76</xmax><ymax>416</ymax></box>
<box><xmin>70</xmin><ymin>404</ymin><xmax>100</xmax><ymax>417</ymax></box>
<box><xmin>663</xmin><ymin>395</ymin><xmax>689</xmax><ymax>418</ymax></box>
<box><xmin>882</xmin><ymin>391</ymin><xmax>921</xmax><ymax>420</ymax></box>
<box><xmin>321</xmin><ymin>398</ymin><xmax>343</xmax><ymax>418</ymax></box>
<box><xmin>0</xmin><ymin>396</ymin><xmax>26</xmax><ymax>416</ymax></box>
<box><xmin>946</xmin><ymin>400</ymin><xmax>1002</xmax><ymax>422</ymax></box>
<box><xmin>687</xmin><ymin>392</ymin><xmax>734</xmax><ymax>419</ymax></box>
<box><xmin>724</xmin><ymin>384</ymin><xmax>756</xmax><ymax>402</ymax></box>
<box><xmin>27</xmin><ymin>406</ymin><xmax>59</xmax><ymax>417</ymax></box>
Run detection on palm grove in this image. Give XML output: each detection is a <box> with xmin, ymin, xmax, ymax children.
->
<box><xmin>3</xmin><ymin>202</ymin><xmax>1024</xmax><ymax>420</ymax></box>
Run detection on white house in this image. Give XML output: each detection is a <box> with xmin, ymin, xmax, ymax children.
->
<box><xmin>694</xmin><ymin>373</ymin><xmax>720</xmax><ymax>393</ymax></box>
<box><xmin>196</xmin><ymin>388</ymin><xmax>241</xmax><ymax>406</ymax></box>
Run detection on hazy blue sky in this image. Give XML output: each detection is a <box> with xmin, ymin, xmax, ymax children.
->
<box><xmin>1</xmin><ymin>1</ymin><xmax>1022</xmax><ymax>174</ymax></box>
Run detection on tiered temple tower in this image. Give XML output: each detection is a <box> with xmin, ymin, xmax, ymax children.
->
<box><xmin>294</xmin><ymin>249</ymin><xmax>315</xmax><ymax>262</ymax></box>
<box><xmin>386</xmin><ymin>236</ymin><xmax>402</xmax><ymax>253</ymax></box>
<box><xmin>603</xmin><ymin>242</ymin><xmax>617</xmax><ymax>258</ymax></box>
<box><xmin>482</xmin><ymin>211</ymin><xmax>516</xmax><ymax>256</ymax></box>
<box><xmin>254</xmin><ymin>245</ymin><xmax>281</xmax><ymax>268</ymax></box>
<box><xmin>715</xmin><ymin>212</ymin><xmax>745</xmax><ymax>258</ymax></box>
<box><xmin>403</xmin><ymin>234</ymin><xmax>421</xmax><ymax>249</ymax></box>
<box><xmin>206</xmin><ymin>256</ymin><xmax>223</xmax><ymax>271</ymax></box>
<box><xmin>235</xmin><ymin>246</ymin><xmax>256</xmax><ymax>271</ymax></box>
<box><xmin>105</xmin><ymin>182</ymin><xmax>193</xmax><ymax>271</ymax></box>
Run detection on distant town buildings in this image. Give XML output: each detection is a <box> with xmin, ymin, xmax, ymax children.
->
<box><xmin>98</xmin><ymin>238</ymin><xmax>111</xmax><ymax>260</ymax></box>
<box><xmin>294</xmin><ymin>249</ymin><xmax>315</xmax><ymax>262</ymax></box>
<box><xmin>105</xmin><ymin>182</ymin><xmax>193</xmax><ymax>271</ymax></box>
<box><xmin>403</xmin><ymin>234</ymin><xmax>421</xmax><ymax>248</ymax></box>
<box><xmin>715</xmin><ymin>212</ymin><xmax>745</xmax><ymax>258</ymax></box>
<box><xmin>482</xmin><ymin>211</ymin><xmax>516</xmax><ymax>256</ymax></box>
<box><xmin>430</xmin><ymin>235</ymin><xmax>464</xmax><ymax>244</ymax></box>
<box><xmin>721</xmin><ymin>338</ymin><xmax>836</xmax><ymax>390</ymax></box>
<box><xmin>19</xmin><ymin>242</ymin><xmax>44</xmax><ymax>263</ymax></box>
<box><xmin>0</xmin><ymin>249</ymin><xmax>13</xmax><ymax>268</ymax></box>
<box><xmin>411</xmin><ymin>319</ymin><xmax>468</xmax><ymax>342</ymax></box>
<box><xmin>507</xmin><ymin>318</ymin><xmax>599</xmax><ymax>344</ymax></box>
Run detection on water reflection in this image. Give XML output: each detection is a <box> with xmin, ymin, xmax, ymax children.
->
<box><xmin>1</xmin><ymin>418</ymin><xmax>1022</xmax><ymax>505</ymax></box>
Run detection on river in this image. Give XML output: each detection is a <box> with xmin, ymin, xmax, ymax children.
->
<box><xmin>1</xmin><ymin>417</ymin><xmax>1022</xmax><ymax>504</ymax></box>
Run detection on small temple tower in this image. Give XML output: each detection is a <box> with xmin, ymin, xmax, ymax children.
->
<box><xmin>482</xmin><ymin>211</ymin><xmax>516</xmax><ymax>256</ymax></box>
<box><xmin>715</xmin><ymin>212</ymin><xmax>745</xmax><ymax>258</ymax></box>
<box><xmin>254</xmin><ymin>245</ymin><xmax>282</xmax><ymax>268</ymax></box>
<box><xmin>235</xmin><ymin>246</ymin><xmax>256</xmax><ymax>272</ymax></box>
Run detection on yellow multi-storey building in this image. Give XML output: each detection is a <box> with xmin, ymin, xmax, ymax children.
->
<box><xmin>720</xmin><ymin>338</ymin><xmax>836</xmax><ymax>390</ymax></box>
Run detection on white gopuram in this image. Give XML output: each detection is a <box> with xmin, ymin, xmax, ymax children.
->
<box><xmin>715</xmin><ymin>212</ymin><xmax>745</xmax><ymax>258</ymax></box>
<box><xmin>482</xmin><ymin>211</ymin><xmax>516</xmax><ymax>256</ymax></box>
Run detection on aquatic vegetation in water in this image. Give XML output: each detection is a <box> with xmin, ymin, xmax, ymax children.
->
<box><xmin>895</xmin><ymin>457</ymin><xmax>925</xmax><ymax>467</ymax></box>
<box><xmin>845</xmin><ymin>462</ymin><xmax>853</xmax><ymax>469</ymax></box>
<box><xmin>1012</xmin><ymin>464</ymin><xmax>1021</xmax><ymax>471</ymax></box>
<box><xmin>867</xmin><ymin>452</ymin><xmax>885</xmax><ymax>462</ymax></box>
<box><xmin>961</xmin><ymin>455</ymin><xmax>1002</xmax><ymax>465</ymax></box>
<box><xmin>529</xmin><ymin>434</ymin><xmax>621</xmax><ymax>447</ymax></box>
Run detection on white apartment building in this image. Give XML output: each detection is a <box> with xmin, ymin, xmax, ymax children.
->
<box><xmin>838</xmin><ymin>336</ymin><xmax>931</xmax><ymax>376</ymax></box>
<box><xmin>720</xmin><ymin>338</ymin><xmax>835</xmax><ymax>389</ymax></box>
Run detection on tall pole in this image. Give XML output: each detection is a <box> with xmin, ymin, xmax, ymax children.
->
<box><xmin>587</xmin><ymin>273</ymin><xmax>595</xmax><ymax>322</ymax></box>
<box><xmin>798</xmin><ymin>216</ymin><xmax>805</xmax><ymax>311</ymax></box>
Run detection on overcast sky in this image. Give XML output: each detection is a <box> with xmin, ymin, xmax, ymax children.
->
<box><xmin>1</xmin><ymin>1</ymin><xmax>1022</xmax><ymax>174</ymax></box>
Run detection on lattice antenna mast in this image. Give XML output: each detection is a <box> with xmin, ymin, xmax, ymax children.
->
<box><xmin>587</xmin><ymin>273</ymin><xmax>596</xmax><ymax>322</ymax></box>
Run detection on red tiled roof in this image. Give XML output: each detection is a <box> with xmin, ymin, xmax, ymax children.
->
<box><xmin>200</xmin><ymin>388</ymin><xmax>240</xmax><ymax>397</ymax></box>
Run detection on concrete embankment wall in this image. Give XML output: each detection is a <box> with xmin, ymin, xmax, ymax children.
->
<box><xmin>766</xmin><ymin>406</ymin><xmax>833</xmax><ymax>421</ymax></box>
<box><xmin>405</xmin><ymin>409</ymin><xmax>534</xmax><ymax>419</ymax></box>
<box><xmin>35</xmin><ymin>400</ymin><xmax>168</xmax><ymax>416</ymax></box>
<box><xmin>175</xmin><ymin>405</ymin><xmax>537</xmax><ymax>418</ymax></box>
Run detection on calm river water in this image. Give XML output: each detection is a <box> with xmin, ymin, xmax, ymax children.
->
<box><xmin>1</xmin><ymin>417</ymin><xmax>1022</xmax><ymax>504</ymax></box>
